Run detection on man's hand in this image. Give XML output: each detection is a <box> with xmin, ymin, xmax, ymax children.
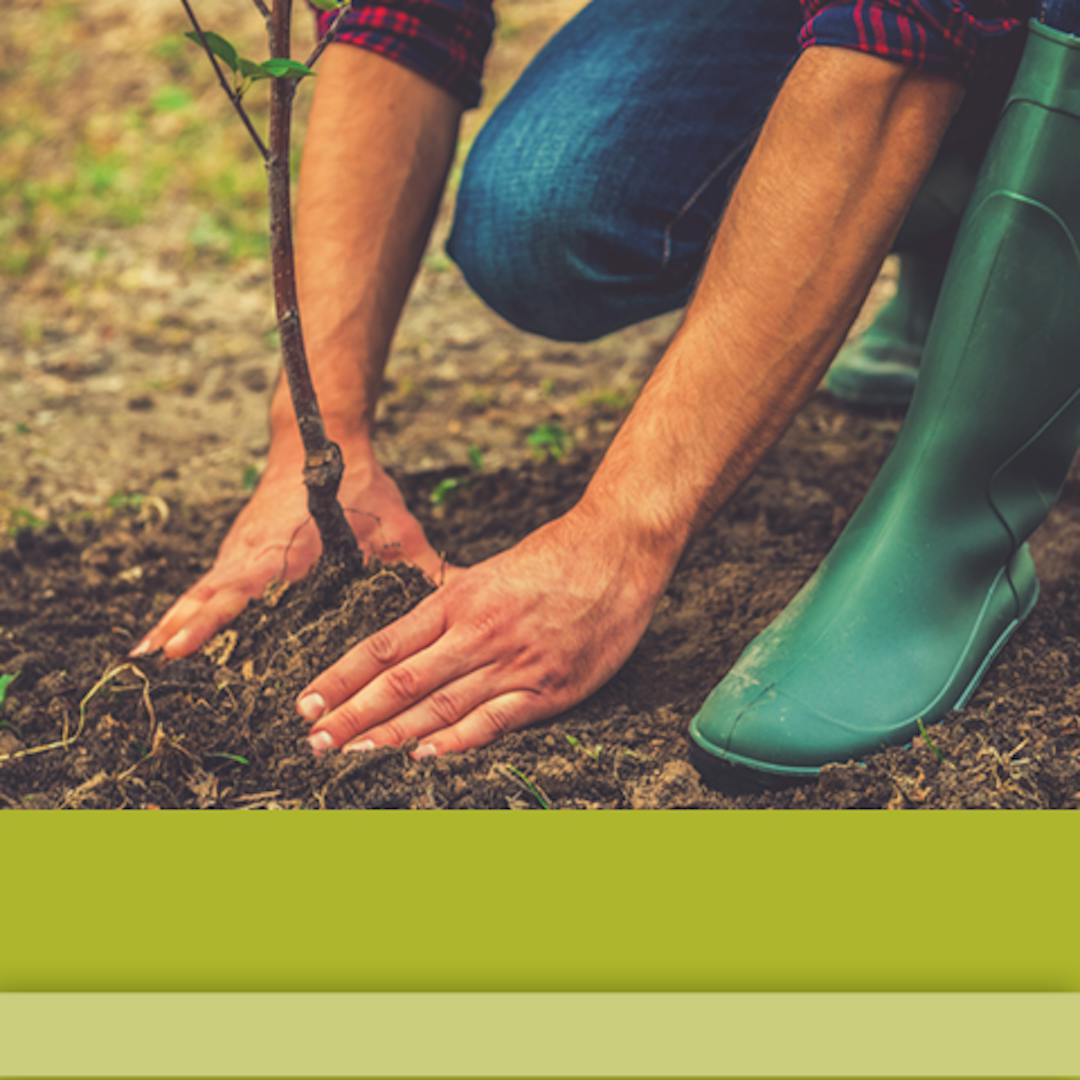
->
<box><xmin>134</xmin><ymin>436</ymin><xmax>443</xmax><ymax>660</ymax></box>
<box><xmin>296</xmin><ymin>506</ymin><xmax>677</xmax><ymax>757</ymax></box>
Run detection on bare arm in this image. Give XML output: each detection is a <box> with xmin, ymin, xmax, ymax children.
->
<box><xmin>139</xmin><ymin>48</ymin><xmax>462</xmax><ymax>659</ymax></box>
<box><xmin>275</xmin><ymin>43</ymin><xmax>462</xmax><ymax>449</ymax></box>
<box><xmin>297</xmin><ymin>47</ymin><xmax>967</xmax><ymax>756</ymax></box>
<box><xmin>577</xmin><ymin>46</ymin><xmax>964</xmax><ymax>556</ymax></box>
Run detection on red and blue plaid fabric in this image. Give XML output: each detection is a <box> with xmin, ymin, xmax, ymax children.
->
<box><xmin>799</xmin><ymin>0</ymin><xmax>1034</xmax><ymax>75</ymax></box>
<box><xmin>310</xmin><ymin>1</ymin><xmax>494</xmax><ymax>107</ymax></box>
<box><xmin>313</xmin><ymin>1</ymin><xmax>1032</xmax><ymax>107</ymax></box>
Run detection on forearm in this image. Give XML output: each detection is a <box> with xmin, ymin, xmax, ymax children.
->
<box><xmin>270</xmin><ymin>45</ymin><xmax>462</xmax><ymax>457</ymax></box>
<box><xmin>579</xmin><ymin>47</ymin><xmax>964</xmax><ymax>563</ymax></box>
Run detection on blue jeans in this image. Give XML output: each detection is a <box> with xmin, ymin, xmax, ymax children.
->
<box><xmin>1042</xmin><ymin>0</ymin><xmax>1080</xmax><ymax>33</ymax></box>
<box><xmin>447</xmin><ymin>0</ymin><xmax>802</xmax><ymax>341</ymax></box>
<box><xmin>445</xmin><ymin>1</ymin><xmax>1023</xmax><ymax>343</ymax></box>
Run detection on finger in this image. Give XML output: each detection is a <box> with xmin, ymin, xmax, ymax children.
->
<box><xmin>341</xmin><ymin>662</ymin><xmax>498</xmax><ymax>753</ymax></box>
<box><xmin>297</xmin><ymin>596</ymin><xmax>447</xmax><ymax>725</ymax></box>
<box><xmin>412</xmin><ymin>691</ymin><xmax>544</xmax><ymax>758</ymax></box>
<box><xmin>161</xmin><ymin>587</ymin><xmax>251</xmax><ymax>658</ymax></box>
<box><xmin>134</xmin><ymin>585</ymin><xmax>215</xmax><ymax>656</ymax></box>
<box><xmin>307</xmin><ymin>631</ymin><xmax>480</xmax><ymax>750</ymax></box>
<box><xmin>136</xmin><ymin>543</ymin><xmax>301</xmax><ymax>657</ymax></box>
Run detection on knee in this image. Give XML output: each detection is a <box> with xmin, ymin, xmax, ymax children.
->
<box><xmin>447</xmin><ymin>122</ymin><xmax>639</xmax><ymax>342</ymax></box>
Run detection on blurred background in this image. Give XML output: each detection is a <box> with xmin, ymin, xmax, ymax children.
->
<box><xmin>0</xmin><ymin>0</ymin><xmax>894</xmax><ymax>536</ymax></box>
<box><xmin>0</xmin><ymin>0</ymin><xmax>694</xmax><ymax>534</ymax></box>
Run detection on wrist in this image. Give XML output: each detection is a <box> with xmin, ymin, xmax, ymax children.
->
<box><xmin>266</xmin><ymin>413</ymin><xmax>378</xmax><ymax>479</ymax></box>
<box><xmin>269</xmin><ymin>373</ymin><xmax>374</xmax><ymax>445</ymax></box>
<box><xmin>565</xmin><ymin>486</ymin><xmax>688</xmax><ymax>589</ymax></box>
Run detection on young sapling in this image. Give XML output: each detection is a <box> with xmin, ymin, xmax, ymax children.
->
<box><xmin>181</xmin><ymin>0</ymin><xmax>360</xmax><ymax>569</ymax></box>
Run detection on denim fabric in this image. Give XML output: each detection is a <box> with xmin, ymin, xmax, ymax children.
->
<box><xmin>1041</xmin><ymin>0</ymin><xmax>1080</xmax><ymax>33</ymax></box>
<box><xmin>445</xmin><ymin>0</ymin><xmax>1016</xmax><ymax>343</ymax></box>
<box><xmin>447</xmin><ymin>0</ymin><xmax>803</xmax><ymax>341</ymax></box>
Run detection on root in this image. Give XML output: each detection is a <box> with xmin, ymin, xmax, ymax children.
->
<box><xmin>0</xmin><ymin>662</ymin><xmax>155</xmax><ymax>765</ymax></box>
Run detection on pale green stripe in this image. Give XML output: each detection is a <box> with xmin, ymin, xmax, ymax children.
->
<box><xmin>0</xmin><ymin>992</ymin><xmax>1076</xmax><ymax>1077</ymax></box>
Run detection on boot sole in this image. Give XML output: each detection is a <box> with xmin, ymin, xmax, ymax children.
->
<box><xmin>688</xmin><ymin>576</ymin><xmax>1040</xmax><ymax>781</ymax></box>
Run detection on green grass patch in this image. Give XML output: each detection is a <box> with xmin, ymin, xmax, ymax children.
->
<box><xmin>526</xmin><ymin>421</ymin><xmax>568</xmax><ymax>461</ymax></box>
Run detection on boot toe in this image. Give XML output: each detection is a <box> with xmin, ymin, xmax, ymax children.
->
<box><xmin>690</xmin><ymin>682</ymin><xmax>882</xmax><ymax>776</ymax></box>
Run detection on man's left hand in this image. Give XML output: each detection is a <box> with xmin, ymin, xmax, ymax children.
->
<box><xmin>296</xmin><ymin>507</ymin><xmax>674</xmax><ymax>757</ymax></box>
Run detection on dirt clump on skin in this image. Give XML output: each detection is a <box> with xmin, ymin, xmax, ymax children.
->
<box><xmin>1</xmin><ymin>399</ymin><xmax>1079</xmax><ymax>809</ymax></box>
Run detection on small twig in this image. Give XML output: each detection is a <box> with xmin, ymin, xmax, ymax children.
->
<box><xmin>180</xmin><ymin>0</ymin><xmax>269</xmax><ymax>160</ymax></box>
<box><xmin>304</xmin><ymin>4</ymin><xmax>352</xmax><ymax>71</ymax></box>
<box><xmin>233</xmin><ymin>789</ymin><xmax>282</xmax><ymax>803</ymax></box>
<box><xmin>250</xmin><ymin>0</ymin><xmax>271</xmax><ymax>19</ymax></box>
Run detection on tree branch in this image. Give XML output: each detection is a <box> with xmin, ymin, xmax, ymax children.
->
<box><xmin>180</xmin><ymin>0</ymin><xmax>270</xmax><ymax>161</ymax></box>
<box><xmin>304</xmin><ymin>4</ymin><xmax>352</xmax><ymax>71</ymax></box>
<box><xmin>250</xmin><ymin>0</ymin><xmax>270</xmax><ymax>18</ymax></box>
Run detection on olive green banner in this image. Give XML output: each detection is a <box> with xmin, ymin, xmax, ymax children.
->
<box><xmin>0</xmin><ymin>992</ymin><xmax>1077</xmax><ymax>1076</ymax></box>
<box><xmin>0</xmin><ymin>813</ymin><xmax>1075</xmax><ymax>993</ymax></box>
<box><xmin>1</xmin><ymin>812</ymin><xmax>1076</xmax><ymax>1076</ymax></box>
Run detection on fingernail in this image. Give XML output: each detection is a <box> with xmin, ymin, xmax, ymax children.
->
<box><xmin>308</xmin><ymin>730</ymin><xmax>335</xmax><ymax>755</ymax></box>
<box><xmin>413</xmin><ymin>744</ymin><xmax>438</xmax><ymax>760</ymax></box>
<box><xmin>130</xmin><ymin>637</ymin><xmax>151</xmax><ymax>658</ymax></box>
<box><xmin>297</xmin><ymin>693</ymin><xmax>326</xmax><ymax>722</ymax></box>
<box><xmin>164</xmin><ymin>628</ymin><xmax>190</xmax><ymax>656</ymax></box>
<box><xmin>344</xmin><ymin>739</ymin><xmax>376</xmax><ymax>755</ymax></box>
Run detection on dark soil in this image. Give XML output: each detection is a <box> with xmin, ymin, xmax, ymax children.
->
<box><xmin>3</xmin><ymin>396</ymin><xmax>1078</xmax><ymax>809</ymax></box>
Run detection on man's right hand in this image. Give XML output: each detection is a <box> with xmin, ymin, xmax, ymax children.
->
<box><xmin>132</xmin><ymin>435</ymin><xmax>445</xmax><ymax>660</ymax></box>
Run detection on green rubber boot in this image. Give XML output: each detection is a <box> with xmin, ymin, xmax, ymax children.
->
<box><xmin>822</xmin><ymin>252</ymin><xmax>945</xmax><ymax>407</ymax></box>
<box><xmin>824</xmin><ymin>150</ymin><xmax>976</xmax><ymax>406</ymax></box>
<box><xmin>690</xmin><ymin>20</ymin><xmax>1080</xmax><ymax>777</ymax></box>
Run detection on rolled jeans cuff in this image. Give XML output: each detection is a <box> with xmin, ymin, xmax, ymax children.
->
<box><xmin>1041</xmin><ymin>0</ymin><xmax>1080</xmax><ymax>35</ymax></box>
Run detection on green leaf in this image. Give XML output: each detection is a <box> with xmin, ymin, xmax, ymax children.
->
<box><xmin>258</xmin><ymin>58</ymin><xmax>316</xmax><ymax>80</ymax></box>
<box><xmin>184</xmin><ymin>30</ymin><xmax>240</xmax><ymax>73</ymax></box>
<box><xmin>467</xmin><ymin>445</ymin><xmax>485</xmax><ymax>471</ymax></box>
<box><xmin>429</xmin><ymin>477</ymin><xmax>462</xmax><ymax>507</ymax></box>
<box><xmin>0</xmin><ymin>672</ymin><xmax>18</xmax><ymax>710</ymax></box>
<box><xmin>242</xmin><ymin>464</ymin><xmax>260</xmax><ymax>492</ymax></box>
<box><xmin>309</xmin><ymin>0</ymin><xmax>349</xmax><ymax>10</ymax></box>
<box><xmin>915</xmin><ymin>717</ymin><xmax>945</xmax><ymax>764</ymax></box>
<box><xmin>208</xmin><ymin>752</ymin><xmax>250</xmax><ymax>767</ymax></box>
<box><xmin>497</xmin><ymin>763</ymin><xmax>552</xmax><ymax>810</ymax></box>
<box><xmin>237</xmin><ymin>57</ymin><xmax>271</xmax><ymax>82</ymax></box>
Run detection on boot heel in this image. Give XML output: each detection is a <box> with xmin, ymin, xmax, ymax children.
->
<box><xmin>952</xmin><ymin>545</ymin><xmax>1040</xmax><ymax>712</ymax></box>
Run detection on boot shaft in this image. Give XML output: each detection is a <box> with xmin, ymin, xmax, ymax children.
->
<box><xmin>882</xmin><ymin>21</ymin><xmax>1080</xmax><ymax>544</ymax></box>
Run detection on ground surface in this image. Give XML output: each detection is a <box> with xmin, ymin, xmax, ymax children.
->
<box><xmin>4</xmin><ymin>403</ymin><xmax>1080</xmax><ymax>808</ymax></box>
<box><xmin>2</xmin><ymin>2</ymin><xmax>1078</xmax><ymax>808</ymax></box>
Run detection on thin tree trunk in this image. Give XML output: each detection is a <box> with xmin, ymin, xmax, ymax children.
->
<box><xmin>267</xmin><ymin>0</ymin><xmax>359</xmax><ymax>567</ymax></box>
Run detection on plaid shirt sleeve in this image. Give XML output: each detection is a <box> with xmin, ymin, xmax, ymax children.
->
<box><xmin>799</xmin><ymin>0</ymin><xmax>1033</xmax><ymax>76</ymax></box>
<box><xmin>310</xmin><ymin>1</ymin><xmax>495</xmax><ymax>108</ymax></box>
